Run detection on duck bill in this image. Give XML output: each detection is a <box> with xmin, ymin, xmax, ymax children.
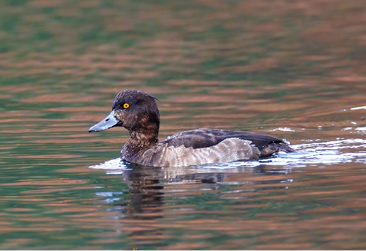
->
<box><xmin>89</xmin><ymin>111</ymin><xmax>122</xmax><ymax>132</ymax></box>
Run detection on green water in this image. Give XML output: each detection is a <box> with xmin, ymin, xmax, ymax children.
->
<box><xmin>1</xmin><ymin>0</ymin><xmax>366</xmax><ymax>249</ymax></box>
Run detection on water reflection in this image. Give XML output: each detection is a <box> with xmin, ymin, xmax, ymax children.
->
<box><xmin>90</xmin><ymin>161</ymin><xmax>294</xmax><ymax>248</ymax></box>
<box><xmin>121</xmin><ymin>164</ymin><xmax>165</xmax><ymax>219</ymax></box>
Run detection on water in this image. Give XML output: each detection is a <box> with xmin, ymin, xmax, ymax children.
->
<box><xmin>1</xmin><ymin>0</ymin><xmax>366</xmax><ymax>249</ymax></box>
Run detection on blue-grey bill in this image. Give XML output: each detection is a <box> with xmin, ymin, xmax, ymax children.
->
<box><xmin>89</xmin><ymin>111</ymin><xmax>122</xmax><ymax>132</ymax></box>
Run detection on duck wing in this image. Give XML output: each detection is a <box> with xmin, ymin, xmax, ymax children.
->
<box><xmin>161</xmin><ymin>128</ymin><xmax>294</xmax><ymax>157</ymax></box>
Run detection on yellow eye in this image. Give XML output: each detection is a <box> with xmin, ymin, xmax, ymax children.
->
<box><xmin>123</xmin><ymin>103</ymin><xmax>129</xmax><ymax>109</ymax></box>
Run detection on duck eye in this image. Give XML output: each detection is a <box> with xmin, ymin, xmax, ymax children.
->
<box><xmin>123</xmin><ymin>103</ymin><xmax>129</xmax><ymax>109</ymax></box>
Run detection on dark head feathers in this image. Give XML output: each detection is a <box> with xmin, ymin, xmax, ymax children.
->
<box><xmin>112</xmin><ymin>89</ymin><xmax>159</xmax><ymax>109</ymax></box>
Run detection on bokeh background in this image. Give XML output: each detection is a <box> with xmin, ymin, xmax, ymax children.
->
<box><xmin>1</xmin><ymin>0</ymin><xmax>366</xmax><ymax>249</ymax></box>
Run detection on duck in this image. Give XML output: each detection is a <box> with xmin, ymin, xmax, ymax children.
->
<box><xmin>89</xmin><ymin>89</ymin><xmax>294</xmax><ymax>167</ymax></box>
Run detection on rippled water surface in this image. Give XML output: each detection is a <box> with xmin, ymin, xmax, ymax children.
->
<box><xmin>1</xmin><ymin>0</ymin><xmax>366</xmax><ymax>249</ymax></box>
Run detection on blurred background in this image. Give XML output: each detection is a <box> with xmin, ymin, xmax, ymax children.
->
<box><xmin>0</xmin><ymin>0</ymin><xmax>366</xmax><ymax>249</ymax></box>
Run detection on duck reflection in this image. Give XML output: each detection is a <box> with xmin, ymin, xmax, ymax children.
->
<box><xmin>90</xmin><ymin>160</ymin><xmax>293</xmax><ymax>247</ymax></box>
<box><xmin>112</xmin><ymin>162</ymin><xmax>292</xmax><ymax>218</ymax></box>
<box><xmin>120</xmin><ymin>163</ymin><xmax>164</xmax><ymax>219</ymax></box>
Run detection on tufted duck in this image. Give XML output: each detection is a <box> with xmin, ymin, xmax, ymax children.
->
<box><xmin>89</xmin><ymin>89</ymin><xmax>294</xmax><ymax>167</ymax></box>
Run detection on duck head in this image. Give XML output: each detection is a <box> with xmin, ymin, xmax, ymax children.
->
<box><xmin>89</xmin><ymin>90</ymin><xmax>160</xmax><ymax>136</ymax></box>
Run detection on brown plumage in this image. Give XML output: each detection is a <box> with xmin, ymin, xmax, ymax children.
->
<box><xmin>89</xmin><ymin>89</ymin><xmax>294</xmax><ymax>167</ymax></box>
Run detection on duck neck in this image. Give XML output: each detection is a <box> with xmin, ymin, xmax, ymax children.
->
<box><xmin>122</xmin><ymin>126</ymin><xmax>159</xmax><ymax>158</ymax></box>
